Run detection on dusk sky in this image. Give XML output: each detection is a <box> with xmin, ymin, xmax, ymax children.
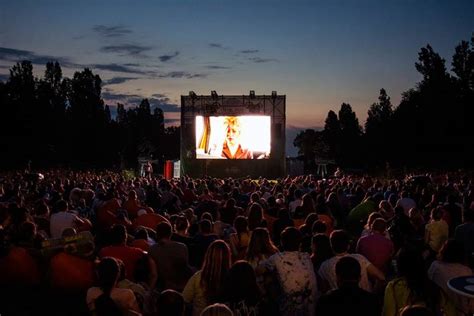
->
<box><xmin>0</xmin><ymin>0</ymin><xmax>473</xmax><ymax>155</ymax></box>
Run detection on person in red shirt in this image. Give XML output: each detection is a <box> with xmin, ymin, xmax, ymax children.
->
<box><xmin>123</xmin><ymin>190</ymin><xmax>142</xmax><ymax>220</ymax></box>
<box><xmin>99</xmin><ymin>224</ymin><xmax>156</xmax><ymax>287</ymax></box>
<box><xmin>49</xmin><ymin>240</ymin><xmax>96</xmax><ymax>291</ymax></box>
<box><xmin>130</xmin><ymin>227</ymin><xmax>152</xmax><ymax>252</ymax></box>
<box><xmin>132</xmin><ymin>208</ymin><xmax>169</xmax><ymax>231</ymax></box>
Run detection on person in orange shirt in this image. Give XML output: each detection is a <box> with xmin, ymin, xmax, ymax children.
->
<box><xmin>132</xmin><ymin>208</ymin><xmax>169</xmax><ymax>231</ymax></box>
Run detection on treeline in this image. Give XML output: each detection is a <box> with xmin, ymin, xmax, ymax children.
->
<box><xmin>294</xmin><ymin>36</ymin><xmax>474</xmax><ymax>172</ymax></box>
<box><xmin>0</xmin><ymin>61</ymin><xmax>180</xmax><ymax>170</ymax></box>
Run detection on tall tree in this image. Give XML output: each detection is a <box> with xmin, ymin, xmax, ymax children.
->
<box><xmin>338</xmin><ymin>103</ymin><xmax>362</xmax><ymax>167</ymax></box>
<box><xmin>323</xmin><ymin>110</ymin><xmax>341</xmax><ymax>161</ymax></box>
<box><xmin>293</xmin><ymin>129</ymin><xmax>319</xmax><ymax>172</ymax></box>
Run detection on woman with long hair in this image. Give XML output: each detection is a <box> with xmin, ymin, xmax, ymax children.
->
<box><xmin>222</xmin><ymin>260</ymin><xmax>261</xmax><ymax>315</ymax></box>
<box><xmin>183</xmin><ymin>240</ymin><xmax>231</xmax><ymax>316</ymax></box>
<box><xmin>248</xmin><ymin>203</ymin><xmax>266</xmax><ymax>231</ymax></box>
<box><xmin>229</xmin><ymin>216</ymin><xmax>251</xmax><ymax>261</ymax></box>
<box><xmin>86</xmin><ymin>257</ymin><xmax>140</xmax><ymax>316</ymax></box>
<box><xmin>246</xmin><ymin>228</ymin><xmax>278</xmax><ymax>269</ymax></box>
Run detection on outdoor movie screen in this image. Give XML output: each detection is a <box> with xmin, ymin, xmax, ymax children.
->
<box><xmin>195</xmin><ymin>115</ymin><xmax>271</xmax><ymax>159</ymax></box>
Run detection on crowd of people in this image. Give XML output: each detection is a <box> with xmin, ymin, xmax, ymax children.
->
<box><xmin>1</xmin><ymin>169</ymin><xmax>474</xmax><ymax>316</ymax></box>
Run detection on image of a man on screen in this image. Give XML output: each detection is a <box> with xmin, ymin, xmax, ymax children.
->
<box><xmin>221</xmin><ymin>116</ymin><xmax>253</xmax><ymax>159</ymax></box>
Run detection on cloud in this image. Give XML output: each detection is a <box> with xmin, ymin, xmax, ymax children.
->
<box><xmin>93</xmin><ymin>63</ymin><xmax>151</xmax><ymax>75</ymax></box>
<box><xmin>0</xmin><ymin>46</ymin><xmax>75</xmax><ymax>67</ymax></box>
<box><xmin>205</xmin><ymin>65</ymin><xmax>231</xmax><ymax>69</ymax></box>
<box><xmin>159</xmin><ymin>51</ymin><xmax>179</xmax><ymax>62</ymax></box>
<box><xmin>164</xmin><ymin>118</ymin><xmax>180</xmax><ymax>125</ymax></box>
<box><xmin>209</xmin><ymin>43</ymin><xmax>230</xmax><ymax>50</ymax></box>
<box><xmin>102</xmin><ymin>91</ymin><xmax>143</xmax><ymax>104</ymax></box>
<box><xmin>149</xmin><ymin>97</ymin><xmax>181</xmax><ymax>112</ymax></box>
<box><xmin>159</xmin><ymin>71</ymin><xmax>207</xmax><ymax>79</ymax></box>
<box><xmin>240</xmin><ymin>49</ymin><xmax>259</xmax><ymax>54</ymax></box>
<box><xmin>101</xmin><ymin>44</ymin><xmax>152</xmax><ymax>57</ymax></box>
<box><xmin>152</xmin><ymin>93</ymin><xmax>167</xmax><ymax>98</ymax></box>
<box><xmin>93</xmin><ymin>25</ymin><xmax>132</xmax><ymax>38</ymax></box>
<box><xmin>249</xmin><ymin>57</ymin><xmax>278</xmax><ymax>63</ymax></box>
<box><xmin>103</xmin><ymin>77</ymin><xmax>138</xmax><ymax>86</ymax></box>
<box><xmin>102</xmin><ymin>90</ymin><xmax>181</xmax><ymax>113</ymax></box>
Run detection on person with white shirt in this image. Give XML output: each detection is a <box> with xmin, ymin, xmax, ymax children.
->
<box><xmin>50</xmin><ymin>199</ymin><xmax>87</xmax><ymax>238</ymax></box>
<box><xmin>319</xmin><ymin>229</ymin><xmax>385</xmax><ymax>293</ymax></box>
<box><xmin>396</xmin><ymin>191</ymin><xmax>417</xmax><ymax>216</ymax></box>
<box><xmin>289</xmin><ymin>189</ymin><xmax>303</xmax><ymax>215</ymax></box>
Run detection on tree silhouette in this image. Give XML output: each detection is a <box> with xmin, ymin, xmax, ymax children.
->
<box><xmin>364</xmin><ymin>88</ymin><xmax>393</xmax><ymax>166</ymax></box>
<box><xmin>323</xmin><ymin>110</ymin><xmax>341</xmax><ymax>160</ymax></box>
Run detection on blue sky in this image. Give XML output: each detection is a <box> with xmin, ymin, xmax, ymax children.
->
<box><xmin>0</xmin><ymin>0</ymin><xmax>473</xmax><ymax>155</ymax></box>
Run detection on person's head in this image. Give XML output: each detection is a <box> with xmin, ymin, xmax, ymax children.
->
<box><xmin>224</xmin><ymin>116</ymin><xmax>242</xmax><ymax>148</ymax></box>
<box><xmin>371</xmin><ymin>218</ymin><xmax>387</xmax><ymax>234</ymax></box>
<box><xmin>233</xmin><ymin>216</ymin><xmax>249</xmax><ymax>235</ymax></box>
<box><xmin>312</xmin><ymin>220</ymin><xmax>327</xmax><ymax>235</ymax></box>
<box><xmin>17</xmin><ymin>221</ymin><xmax>37</xmax><ymax>242</ymax></box>
<box><xmin>379</xmin><ymin>200</ymin><xmax>392</xmax><ymax>212</ymax></box>
<box><xmin>280</xmin><ymin>227</ymin><xmax>302</xmax><ymax>251</ymax></box>
<box><xmin>330</xmin><ymin>230</ymin><xmax>350</xmax><ymax>254</ymax></box>
<box><xmin>200</xmin><ymin>303</ymin><xmax>233</xmax><ymax>316</ymax></box>
<box><xmin>201</xmin><ymin>212</ymin><xmax>214</xmax><ymax>223</ymax></box>
<box><xmin>157</xmin><ymin>290</ymin><xmax>185</xmax><ymax>316</ymax></box>
<box><xmin>156</xmin><ymin>221</ymin><xmax>172</xmax><ymax>241</ymax></box>
<box><xmin>439</xmin><ymin>239</ymin><xmax>465</xmax><ymax>263</ymax></box>
<box><xmin>201</xmin><ymin>240</ymin><xmax>231</xmax><ymax>301</ymax></box>
<box><xmin>224</xmin><ymin>261</ymin><xmax>260</xmax><ymax>305</ymax></box>
<box><xmin>335</xmin><ymin>256</ymin><xmax>361</xmax><ymax>288</ymax></box>
<box><xmin>304</xmin><ymin>213</ymin><xmax>319</xmax><ymax>229</ymax></box>
<box><xmin>175</xmin><ymin>216</ymin><xmax>189</xmax><ymax>233</ymax></box>
<box><xmin>95</xmin><ymin>257</ymin><xmax>122</xmax><ymax>316</ymax></box>
<box><xmin>311</xmin><ymin>233</ymin><xmax>333</xmax><ymax>260</ymax></box>
<box><xmin>250</xmin><ymin>192</ymin><xmax>260</xmax><ymax>203</ymax></box>
<box><xmin>128</xmin><ymin>190</ymin><xmax>137</xmax><ymax>200</ymax></box>
<box><xmin>135</xmin><ymin>227</ymin><xmax>149</xmax><ymax>240</ymax></box>
<box><xmin>365</xmin><ymin>212</ymin><xmax>382</xmax><ymax>229</ymax></box>
<box><xmin>294</xmin><ymin>189</ymin><xmax>303</xmax><ymax>200</ymax></box>
<box><xmin>110</xmin><ymin>224</ymin><xmax>127</xmax><ymax>245</ymax></box>
<box><xmin>55</xmin><ymin>199</ymin><xmax>68</xmax><ymax>213</ymax></box>
<box><xmin>199</xmin><ymin>219</ymin><xmax>213</xmax><ymax>235</ymax></box>
<box><xmin>34</xmin><ymin>201</ymin><xmax>49</xmax><ymax>217</ymax></box>
<box><xmin>430</xmin><ymin>206</ymin><xmax>443</xmax><ymax>221</ymax></box>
